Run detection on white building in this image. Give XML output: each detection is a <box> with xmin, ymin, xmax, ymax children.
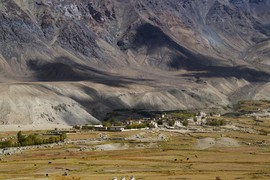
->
<box><xmin>109</xmin><ymin>126</ymin><xmax>125</xmax><ymax>131</ymax></box>
<box><xmin>195</xmin><ymin>112</ymin><xmax>207</xmax><ymax>125</ymax></box>
<box><xmin>150</xmin><ymin>121</ymin><xmax>158</xmax><ymax>128</ymax></box>
<box><xmin>174</xmin><ymin>120</ymin><xmax>182</xmax><ymax>127</ymax></box>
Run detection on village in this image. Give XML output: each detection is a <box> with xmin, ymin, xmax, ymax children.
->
<box><xmin>75</xmin><ymin>110</ymin><xmax>224</xmax><ymax>133</ymax></box>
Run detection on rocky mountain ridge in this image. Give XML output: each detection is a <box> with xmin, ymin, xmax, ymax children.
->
<box><xmin>0</xmin><ymin>0</ymin><xmax>270</xmax><ymax>128</ymax></box>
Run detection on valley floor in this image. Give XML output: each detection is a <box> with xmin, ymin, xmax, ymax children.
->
<box><xmin>0</xmin><ymin>117</ymin><xmax>270</xmax><ymax>180</ymax></box>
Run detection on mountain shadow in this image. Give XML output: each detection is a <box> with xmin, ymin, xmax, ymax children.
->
<box><xmin>128</xmin><ymin>23</ymin><xmax>214</xmax><ymax>70</ymax></box>
<box><xmin>182</xmin><ymin>65</ymin><xmax>270</xmax><ymax>82</ymax></box>
<box><xmin>27</xmin><ymin>56</ymin><xmax>154</xmax><ymax>87</ymax></box>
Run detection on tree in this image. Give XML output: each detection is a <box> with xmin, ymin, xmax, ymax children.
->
<box><xmin>206</xmin><ymin>119</ymin><xmax>225</xmax><ymax>126</ymax></box>
<box><xmin>182</xmin><ymin>120</ymin><xmax>189</xmax><ymax>127</ymax></box>
<box><xmin>17</xmin><ymin>131</ymin><xmax>22</xmax><ymax>140</ymax></box>
<box><xmin>0</xmin><ymin>140</ymin><xmax>13</xmax><ymax>148</ymax></box>
<box><xmin>24</xmin><ymin>136</ymin><xmax>34</xmax><ymax>146</ymax></box>
<box><xmin>60</xmin><ymin>133</ymin><xmax>67</xmax><ymax>141</ymax></box>
<box><xmin>157</xmin><ymin>120</ymin><xmax>163</xmax><ymax>125</ymax></box>
<box><xmin>168</xmin><ymin>120</ymin><xmax>175</xmax><ymax>127</ymax></box>
<box><xmin>17</xmin><ymin>131</ymin><xmax>25</xmax><ymax>146</ymax></box>
<box><xmin>102</xmin><ymin>121</ymin><xmax>112</xmax><ymax>127</ymax></box>
<box><xmin>146</xmin><ymin>123</ymin><xmax>155</xmax><ymax>129</ymax></box>
<box><xmin>110</xmin><ymin>118</ymin><xmax>123</xmax><ymax>126</ymax></box>
<box><xmin>15</xmin><ymin>131</ymin><xmax>67</xmax><ymax>147</ymax></box>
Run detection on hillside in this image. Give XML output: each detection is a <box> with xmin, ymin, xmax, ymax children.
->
<box><xmin>0</xmin><ymin>0</ymin><xmax>270</xmax><ymax>128</ymax></box>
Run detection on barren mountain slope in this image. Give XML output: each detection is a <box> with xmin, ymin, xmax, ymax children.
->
<box><xmin>0</xmin><ymin>0</ymin><xmax>270</xmax><ymax>128</ymax></box>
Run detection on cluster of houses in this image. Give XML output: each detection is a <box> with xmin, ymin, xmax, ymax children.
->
<box><xmin>162</xmin><ymin>112</ymin><xmax>208</xmax><ymax>128</ymax></box>
<box><xmin>76</xmin><ymin>111</ymin><xmax>216</xmax><ymax>132</ymax></box>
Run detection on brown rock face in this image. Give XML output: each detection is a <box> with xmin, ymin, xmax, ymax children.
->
<box><xmin>0</xmin><ymin>0</ymin><xmax>270</xmax><ymax>127</ymax></box>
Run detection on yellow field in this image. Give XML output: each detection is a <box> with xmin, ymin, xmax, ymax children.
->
<box><xmin>0</xmin><ymin>127</ymin><xmax>269</xmax><ymax>180</ymax></box>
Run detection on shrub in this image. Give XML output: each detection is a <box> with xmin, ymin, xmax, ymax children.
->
<box><xmin>73</xmin><ymin>125</ymin><xmax>80</xmax><ymax>129</ymax></box>
<box><xmin>259</xmin><ymin>129</ymin><xmax>269</xmax><ymax>136</ymax></box>
<box><xmin>125</xmin><ymin>123</ymin><xmax>147</xmax><ymax>129</ymax></box>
